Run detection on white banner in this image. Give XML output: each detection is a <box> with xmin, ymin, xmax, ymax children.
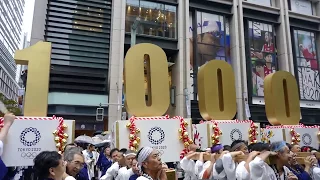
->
<box><xmin>194</xmin><ymin>120</ymin><xmax>254</xmax><ymax>147</ymax></box>
<box><xmin>2</xmin><ymin>117</ymin><xmax>75</xmax><ymax>167</ymax></box>
<box><xmin>113</xmin><ymin>119</ymin><xmax>192</xmax><ymax>162</ymax></box>
<box><xmin>284</xmin><ymin>127</ymin><xmax>319</xmax><ymax>149</ymax></box>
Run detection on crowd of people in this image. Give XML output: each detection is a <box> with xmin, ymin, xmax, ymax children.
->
<box><xmin>1</xmin><ymin>113</ymin><xmax>320</xmax><ymax>180</ymax></box>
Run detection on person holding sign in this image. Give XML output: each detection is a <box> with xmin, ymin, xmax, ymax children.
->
<box><xmin>249</xmin><ymin>141</ymin><xmax>298</xmax><ymax>180</ymax></box>
<box><xmin>136</xmin><ymin>147</ymin><xmax>167</xmax><ymax>180</ymax></box>
<box><xmin>0</xmin><ymin>113</ymin><xmax>15</xmax><ymax>179</ymax></box>
<box><xmin>179</xmin><ymin>151</ymin><xmax>200</xmax><ymax>180</ymax></box>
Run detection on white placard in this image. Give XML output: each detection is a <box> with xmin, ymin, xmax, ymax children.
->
<box><xmin>284</xmin><ymin>127</ymin><xmax>319</xmax><ymax>149</ymax></box>
<box><xmin>2</xmin><ymin>117</ymin><xmax>75</xmax><ymax>167</ymax></box>
<box><xmin>113</xmin><ymin>119</ymin><xmax>192</xmax><ymax>162</ymax></box>
<box><xmin>290</xmin><ymin>0</ymin><xmax>313</xmax><ymax>16</ymax></box>
<box><xmin>193</xmin><ymin>124</ymin><xmax>209</xmax><ymax>150</ymax></box>
<box><xmin>262</xmin><ymin>128</ymin><xmax>284</xmax><ymax>143</ymax></box>
<box><xmin>215</xmin><ymin>121</ymin><xmax>252</xmax><ymax>145</ymax></box>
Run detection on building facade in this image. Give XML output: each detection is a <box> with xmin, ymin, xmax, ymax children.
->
<box><xmin>30</xmin><ymin>0</ymin><xmax>320</xmax><ymax>130</ymax></box>
<box><xmin>108</xmin><ymin>0</ymin><xmax>320</xmax><ymax>129</ymax></box>
<box><xmin>0</xmin><ymin>0</ymin><xmax>24</xmax><ymax>101</ymax></box>
<box><xmin>30</xmin><ymin>0</ymin><xmax>112</xmax><ymax>131</ymax></box>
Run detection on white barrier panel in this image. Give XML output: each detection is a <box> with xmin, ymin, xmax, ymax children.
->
<box><xmin>193</xmin><ymin>120</ymin><xmax>256</xmax><ymax>148</ymax></box>
<box><xmin>261</xmin><ymin>128</ymin><xmax>285</xmax><ymax>144</ymax></box>
<box><xmin>284</xmin><ymin>127</ymin><xmax>319</xmax><ymax>149</ymax></box>
<box><xmin>113</xmin><ymin>118</ymin><xmax>192</xmax><ymax>162</ymax></box>
<box><xmin>1</xmin><ymin>117</ymin><xmax>75</xmax><ymax>167</ymax></box>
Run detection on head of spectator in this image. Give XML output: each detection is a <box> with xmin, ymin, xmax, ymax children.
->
<box><xmin>33</xmin><ymin>151</ymin><xmax>65</xmax><ymax>180</ymax></box>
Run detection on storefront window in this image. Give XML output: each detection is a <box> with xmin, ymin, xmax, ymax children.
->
<box><xmin>289</xmin><ymin>0</ymin><xmax>313</xmax><ymax>16</ymax></box>
<box><xmin>188</xmin><ymin>11</ymin><xmax>231</xmax><ymax>100</ymax></box>
<box><xmin>248</xmin><ymin>21</ymin><xmax>277</xmax><ymax>97</ymax></box>
<box><xmin>125</xmin><ymin>0</ymin><xmax>176</xmax><ymax>39</ymax></box>
<box><xmin>293</xmin><ymin>30</ymin><xmax>319</xmax><ymax>100</ymax></box>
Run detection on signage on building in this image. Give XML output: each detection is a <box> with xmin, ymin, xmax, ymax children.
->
<box><xmin>290</xmin><ymin>0</ymin><xmax>313</xmax><ymax>15</ymax></box>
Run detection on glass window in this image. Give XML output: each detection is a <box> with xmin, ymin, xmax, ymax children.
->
<box><xmin>248</xmin><ymin>21</ymin><xmax>277</xmax><ymax>97</ymax></box>
<box><xmin>293</xmin><ymin>30</ymin><xmax>319</xmax><ymax>101</ymax></box>
<box><xmin>245</xmin><ymin>0</ymin><xmax>271</xmax><ymax>6</ymax></box>
<box><xmin>289</xmin><ymin>0</ymin><xmax>313</xmax><ymax>16</ymax></box>
<box><xmin>188</xmin><ymin>11</ymin><xmax>231</xmax><ymax>100</ymax></box>
<box><xmin>125</xmin><ymin>0</ymin><xmax>177</xmax><ymax>39</ymax></box>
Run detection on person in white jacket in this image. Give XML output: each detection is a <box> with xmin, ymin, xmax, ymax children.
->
<box><xmin>249</xmin><ymin>141</ymin><xmax>298</xmax><ymax>180</ymax></box>
<box><xmin>100</xmin><ymin>148</ymin><xmax>132</xmax><ymax>180</ymax></box>
<box><xmin>117</xmin><ymin>150</ymin><xmax>137</xmax><ymax>180</ymax></box>
<box><xmin>82</xmin><ymin>144</ymin><xmax>99</xmax><ymax>179</ymax></box>
<box><xmin>179</xmin><ymin>151</ymin><xmax>199</xmax><ymax>180</ymax></box>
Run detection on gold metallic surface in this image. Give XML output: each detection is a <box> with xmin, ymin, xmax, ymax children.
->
<box><xmin>264</xmin><ymin>71</ymin><xmax>300</xmax><ymax>125</ymax></box>
<box><xmin>71</xmin><ymin>120</ymin><xmax>75</xmax><ymax>142</ymax></box>
<box><xmin>207</xmin><ymin>123</ymin><xmax>210</xmax><ymax>146</ymax></box>
<box><xmin>124</xmin><ymin>43</ymin><xmax>169</xmax><ymax>116</ymax></box>
<box><xmin>14</xmin><ymin>42</ymin><xmax>51</xmax><ymax>116</ymax></box>
<box><xmin>198</xmin><ymin>60</ymin><xmax>237</xmax><ymax>120</ymax></box>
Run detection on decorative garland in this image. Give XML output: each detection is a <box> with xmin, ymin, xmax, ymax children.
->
<box><xmin>248</xmin><ymin>121</ymin><xmax>258</xmax><ymax>144</ymax></box>
<box><xmin>290</xmin><ymin>128</ymin><xmax>301</xmax><ymax>145</ymax></box>
<box><xmin>176</xmin><ymin>116</ymin><xmax>193</xmax><ymax>159</ymax></box>
<box><xmin>126</xmin><ymin>116</ymin><xmax>141</xmax><ymax>152</ymax></box>
<box><xmin>211</xmin><ymin>121</ymin><xmax>222</xmax><ymax>145</ymax></box>
<box><xmin>52</xmin><ymin>116</ymin><xmax>68</xmax><ymax>153</ymax></box>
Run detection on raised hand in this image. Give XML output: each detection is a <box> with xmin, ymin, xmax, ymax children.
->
<box><xmin>3</xmin><ymin>113</ymin><xmax>15</xmax><ymax>127</ymax></box>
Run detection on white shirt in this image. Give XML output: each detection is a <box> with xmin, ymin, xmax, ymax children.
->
<box><xmin>312</xmin><ymin>166</ymin><xmax>320</xmax><ymax>179</ymax></box>
<box><xmin>65</xmin><ymin>176</ymin><xmax>76</xmax><ymax>180</ymax></box>
<box><xmin>235</xmin><ymin>161</ymin><xmax>250</xmax><ymax>180</ymax></box>
<box><xmin>117</xmin><ymin>167</ymin><xmax>134</xmax><ymax>180</ymax></box>
<box><xmin>249</xmin><ymin>156</ymin><xmax>291</xmax><ymax>180</ymax></box>
<box><xmin>100</xmin><ymin>162</ymin><xmax>120</xmax><ymax>180</ymax></box>
<box><xmin>179</xmin><ymin>157</ymin><xmax>198</xmax><ymax>180</ymax></box>
<box><xmin>221</xmin><ymin>153</ymin><xmax>237</xmax><ymax>180</ymax></box>
<box><xmin>82</xmin><ymin>150</ymin><xmax>99</xmax><ymax>179</ymax></box>
<box><xmin>0</xmin><ymin>140</ymin><xmax>3</xmax><ymax>156</ymax></box>
<box><xmin>198</xmin><ymin>160</ymin><xmax>226</xmax><ymax>180</ymax></box>
<box><xmin>256</xmin><ymin>75</ymin><xmax>264</xmax><ymax>96</ymax></box>
<box><xmin>136</xmin><ymin>177</ymin><xmax>148</xmax><ymax>180</ymax></box>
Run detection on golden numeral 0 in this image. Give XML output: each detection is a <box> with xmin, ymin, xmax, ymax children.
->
<box><xmin>264</xmin><ymin>71</ymin><xmax>300</xmax><ymax>125</ymax></box>
<box><xmin>15</xmin><ymin>42</ymin><xmax>51</xmax><ymax>116</ymax></box>
<box><xmin>124</xmin><ymin>43</ymin><xmax>169</xmax><ymax>117</ymax></box>
<box><xmin>197</xmin><ymin>60</ymin><xmax>237</xmax><ymax>120</ymax></box>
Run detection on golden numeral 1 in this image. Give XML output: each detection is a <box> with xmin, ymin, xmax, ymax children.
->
<box><xmin>15</xmin><ymin>42</ymin><xmax>51</xmax><ymax>116</ymax></box>
<box><xmin>264</xmin><ymin>71</ymin><xmax>300</xmax><ymax>125</ymax></box>
<box><xmin>197</xmin><ymin>60</ymin><xmax>237</xmax><ymax>120</ymax></box>
<box><xmin>124</xmin><ymin>43</ymin><xmax>169</xmax><ymax>116</ymax></box>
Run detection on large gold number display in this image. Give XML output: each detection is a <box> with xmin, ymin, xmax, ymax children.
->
<box><xmin>198</xmin><ymin>60</ymin><xmax>236</xmax><ymax>120</ymax></box>
<box><xmin>14</xmin><ymin>42</ymin><xmax>301</xmax><ymax>125</ymax></box>
<box><xmin>15</xmin><ymin>42</ymin><xmax>51</xmax><ymax>116</ymax></box>
<box><xmin>124</xmin><ymin>43</ymin><xmax>169</xmax><ymax>117</ymax></box>
<box><xmin>264</xmin><ymin>71</ymin><xmax>300</xmax><ymax>125</ymax></box>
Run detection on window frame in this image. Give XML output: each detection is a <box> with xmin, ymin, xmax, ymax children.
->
<box><xmin>291</xmin><ymin>28</ymin><xmax>320</xmax><ymax>102</ymax></box>
<box><xmin>125</xmin><ymin>0</ymin><xmax>178</xmax><ymax>40</ymax></box>
<box><xmin>190</xmin><ymin>10</ymin><xmax>230</xmax><ymax>100</ymax></box>
<box><xmin>245</xmin><ymin>19</ymin><xmax>278</xmax><ymax>102</ymax></box>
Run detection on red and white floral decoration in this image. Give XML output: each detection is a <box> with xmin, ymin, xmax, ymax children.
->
<box><xmin>175</xmin><ymin>116</ymin><xmax>193</xmax><ymax>159</ymax></box>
